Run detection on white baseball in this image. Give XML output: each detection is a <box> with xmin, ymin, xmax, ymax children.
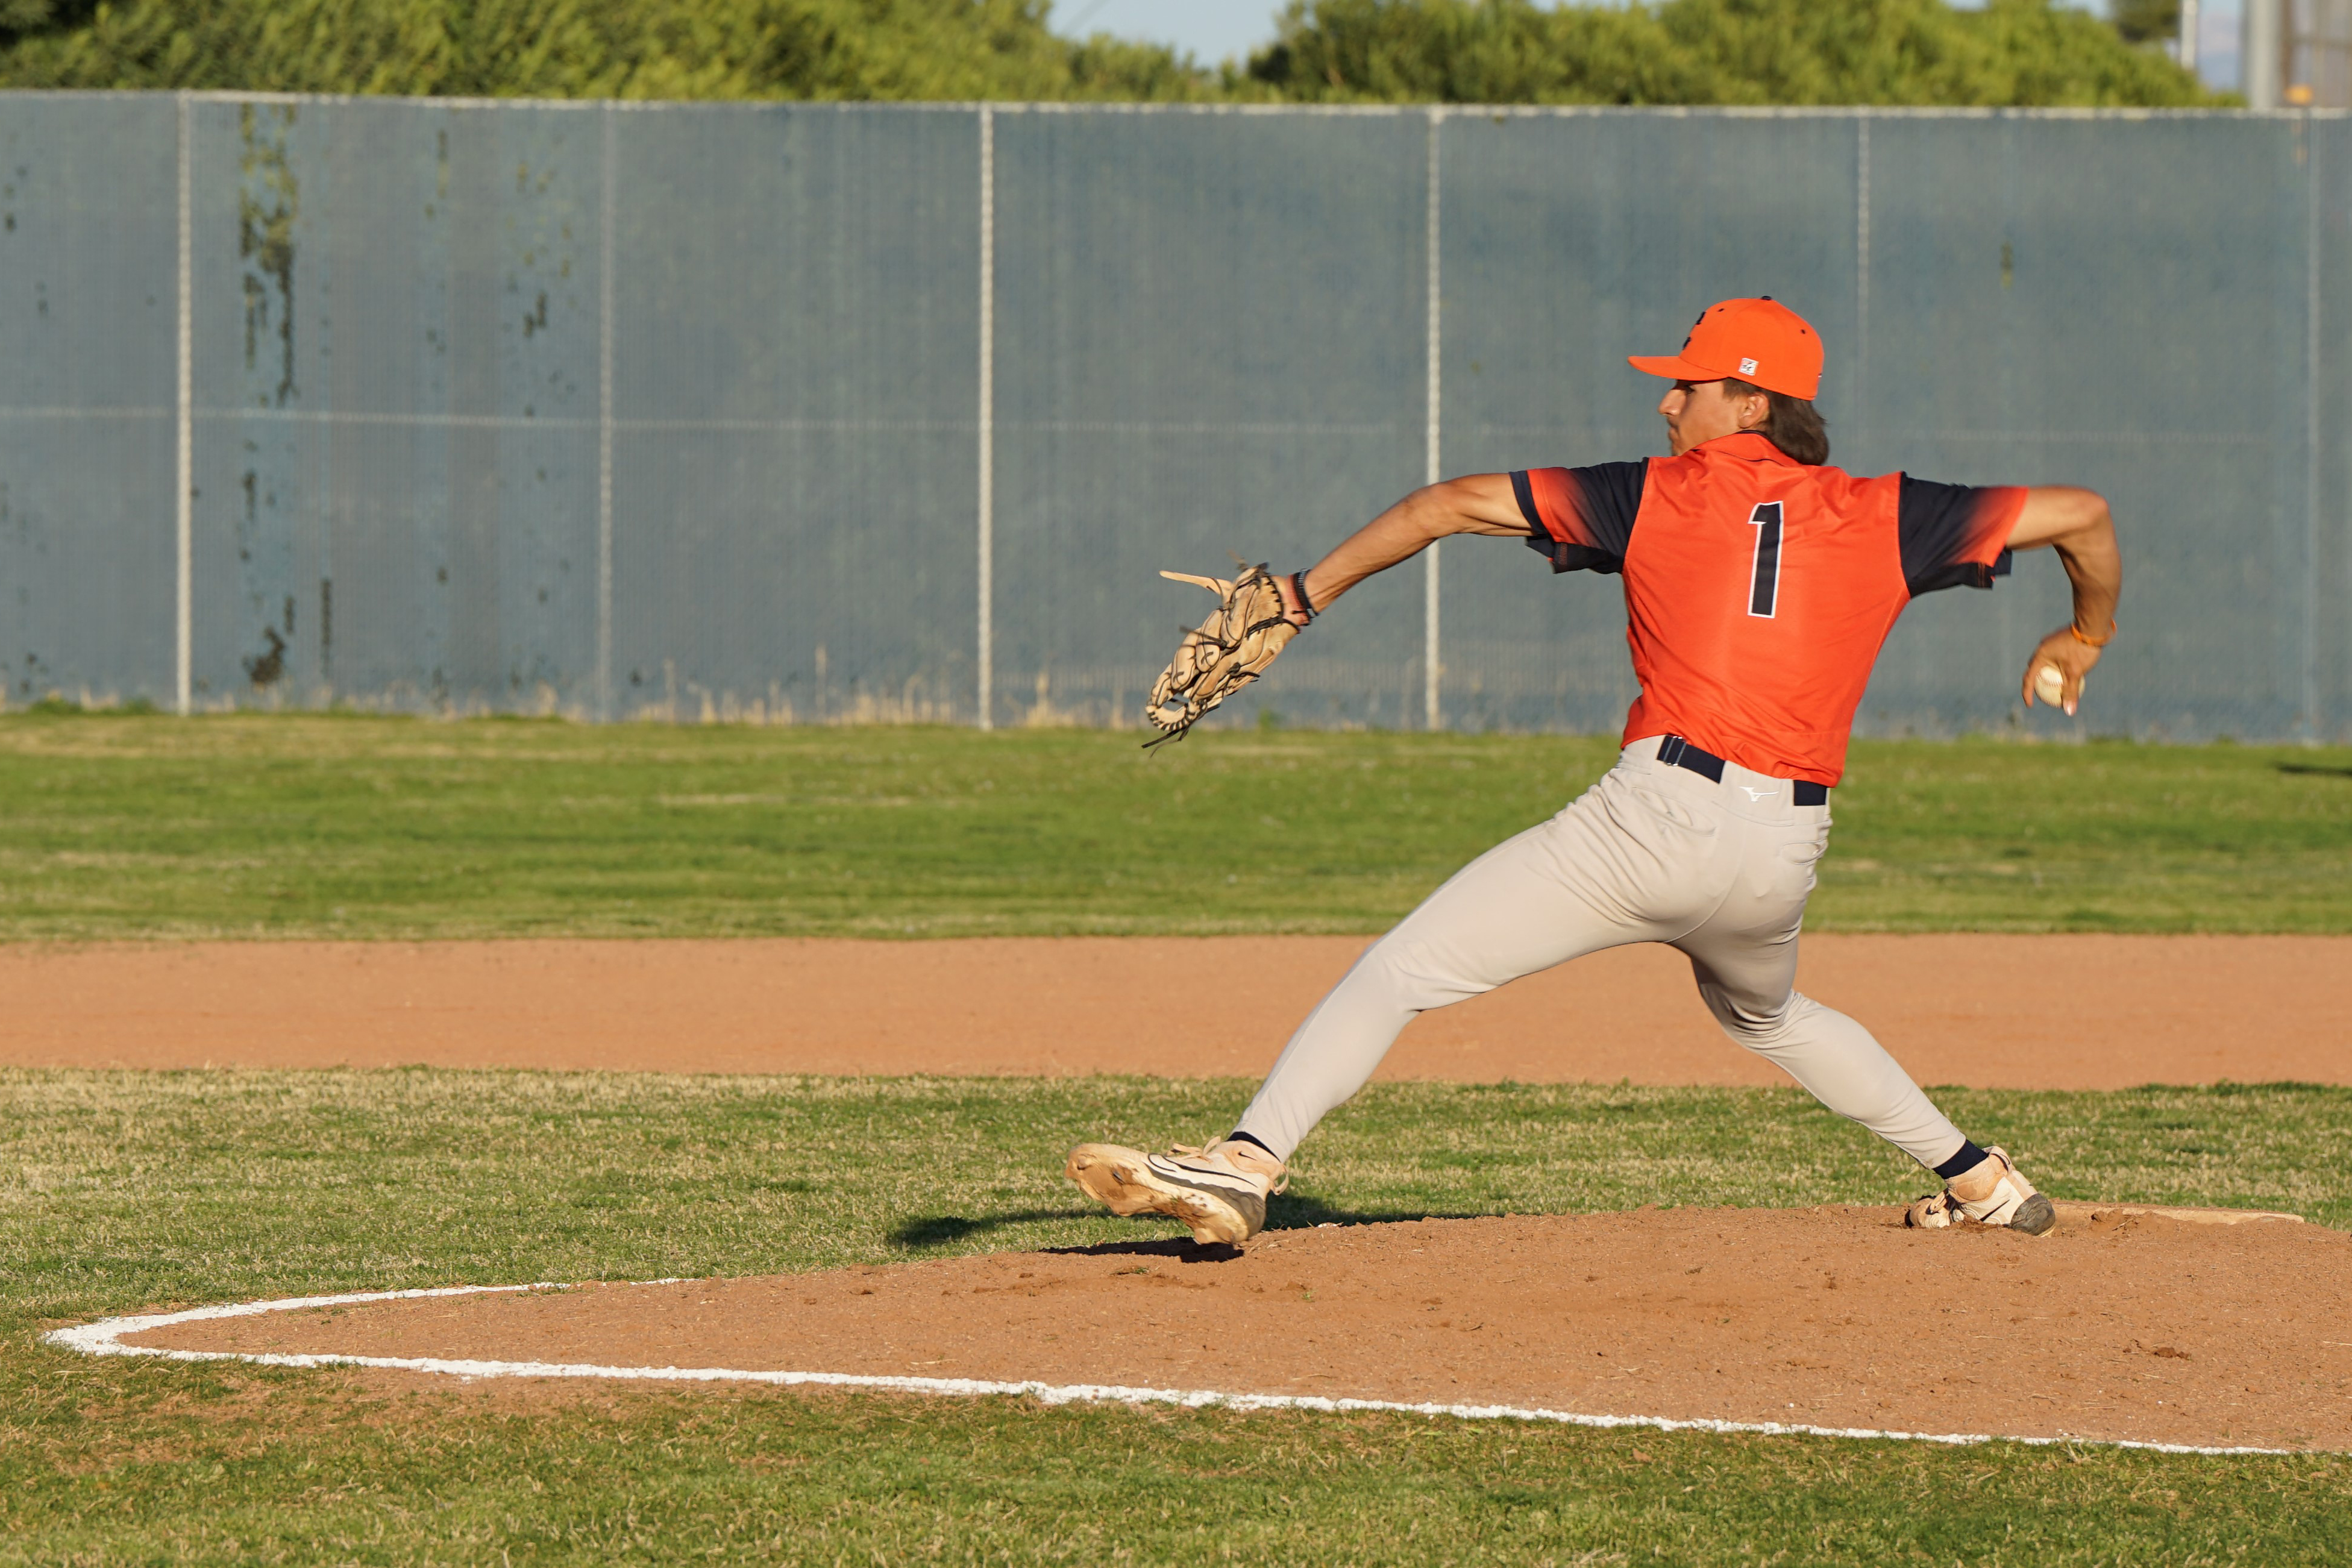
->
<box><xmin>2034</xmin><ymin>664</ymin><xmax>2066</xmax><ymax>707</ymax></box>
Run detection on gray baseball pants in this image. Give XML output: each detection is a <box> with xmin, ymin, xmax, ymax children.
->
<box><xmin>1231</xmin><ymin>736</ymin><xmax>1968</xmax><ymax>1170</ymax></box>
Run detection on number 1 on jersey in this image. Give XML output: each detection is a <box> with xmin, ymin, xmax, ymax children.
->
<box><xmin>1746</xmin><ymin>501</ymin><xmax>1784</xmax><ymax>618</ymax></box>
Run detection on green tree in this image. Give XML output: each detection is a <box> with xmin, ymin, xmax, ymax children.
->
<box><xmin>0</xmin><ymin>0</ymin><xmax>97</xmax><ymax>48</ymax></box>
<box><xmin>1246</xmin><ymin>0</ymin><xmax>2219</xmax><ymax>107</ymax></box>
<box><xmin>0</xmin><ymin>0</ymin><xmax>2222</xmax><ymax>105</ymax></box>
<box><xmin>2110</xmin><ymin>0</ymin><xmax>2181</xmax><ymax>48</ymax></box>
<box><xmin>0</xmin><ymin>0</ymin><xmax>1211</xmax><ymax>99</ymax></box>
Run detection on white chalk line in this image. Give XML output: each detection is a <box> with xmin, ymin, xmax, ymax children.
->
<box><xmin>42</xmin><ymin>1281</ymin><xmax>2306</xmax><ymax>1458</ymax></box>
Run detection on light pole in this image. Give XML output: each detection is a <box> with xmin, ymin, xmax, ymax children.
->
<box><xmin>2243</xmin><ymin>0</ymin><xmax>2282</xmax><ymax>108</ymax></box>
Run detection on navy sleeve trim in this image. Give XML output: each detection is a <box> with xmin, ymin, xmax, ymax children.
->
<box><xmin>1512</xmin><ymin>462</ymin><xmax>1643</xmax><ymax>577</ymax></box>
<box><xmin>1524</xmin><ymin>532</ymin><xmax>1627</xmax><ymax>575</ymax></box>
<box><xmin>1508</xmin><ymin>469</ymin><xmax>1544</xmax><ymax>535</ymax></box>
<box><xmin>1899</xmin><ymin>475</ymin><xmax>2018</xmax><ymax>597</ymax></box>
<box><xmin>1906</xmin><ymin>547</ymin><xmax>2015</xmax><ymax>596</ymax></box>
<box><xmin>1575</xmin><ymin>462</ymin><xmax>1646</xmax><ymax>559</ymax></box>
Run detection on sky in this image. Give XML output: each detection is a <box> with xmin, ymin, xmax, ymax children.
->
<box><xmin>1044</xmin><ymin>1</ymin><xmax>2244</xmax><ymax>90</ymax></box>
<box><xmin>1046</xmin><ymin>0</ymin><xmax>1282</xmax><ymax>65</ymax></box>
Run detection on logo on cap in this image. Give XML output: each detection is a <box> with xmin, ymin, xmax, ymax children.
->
<box><xmin>1739</xmin><ymin>357</ymin><xmax>1758</xmax><ymax>375</ymax></box>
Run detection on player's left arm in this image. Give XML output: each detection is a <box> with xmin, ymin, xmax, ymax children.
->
<box><xmin>1276</xmin><ymin>474</ymin><xmax>1529</xmax><ymax>622</ymax></box>
<box><xmin>2005</xmin><ymin>486</ymin><xmax>2121</xmax><ymax>715</ymax></box>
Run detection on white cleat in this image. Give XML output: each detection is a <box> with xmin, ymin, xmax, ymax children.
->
<box><xmin>1905</xmin><ymin>1146</ymin><xmax>2057</xmax><ymax>1236</ymax></box>
<box><xmin>1065</xmin><ymin>1140</ymin><xmax>1287</xmax><ymax>1247</ymax></box>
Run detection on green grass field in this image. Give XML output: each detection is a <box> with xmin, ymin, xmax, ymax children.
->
<box><xmin>9</xmin><ymin>1070</ymin><xmax>2352</xmax><ymax>1564</ymax></box>
<box><xmin>7</xmin><ymin>715</ymin><xmax>2352</xmax><ymax>1563</ymax></box>
<box><xmin>0</xmin><ymin>714</ymin><xmax>2348</xmax><ymax>937</ymax></box>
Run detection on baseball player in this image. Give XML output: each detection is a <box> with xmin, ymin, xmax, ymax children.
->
<box><xmin>1070</xmin><ymin>297</ymin><xmax>2122</xmax><ymax>1246</ymax></box>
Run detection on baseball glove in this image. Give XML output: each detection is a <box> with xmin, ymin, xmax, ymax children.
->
<box><xmin>1143</xmin><ymin>563</ymin><xmax>1303</xmax><ymax>747</ymax></box>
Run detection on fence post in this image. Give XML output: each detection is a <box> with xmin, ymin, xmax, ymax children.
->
<box><xmin>2302</xmin><ymin>116</ymin><xmax>2321</xmax><ymax>737</ymax></box>
<box><xmin>2244</xmin><ymin>0</ymin><xmax>2281</xmax><ymax>110</ymax></box>
<box><xmin>1854</xmin><ymin>115</ymin><xmax>1870</xmax><ymax>421</ymax></box>
<box><xmin>1423</xmin><ymin>105</ymin><xmax>1443</xmax><ymax>732</ymax></box>
<box><xmin>597</xmin><ymin>104</ymin><xmax>618</xmax><ymax>723</ymax></box>
<box><xmin>174</xmin><ymin>92</ymin><xmax>193</xmax><ymax>717</ymax></box>
<box><xmin>977</xmin><ymin>104</ymin><xmax>996</xmax><ymax>732</ymax></box>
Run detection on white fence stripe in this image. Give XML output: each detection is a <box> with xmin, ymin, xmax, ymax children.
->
<box><xmin>102</xmin><ymin>92</ymin><xmax>2352</xmax><ymax>121</ymax></box>
<box><xmin>977</xmin><ymin>104</ymin><xmax>997</xmax><ymax>733</ymax></box>
<box><xmin>597</xmin><ymin>105</ymin><xmax>618</xmax><ymax>722</ymax></box>
<box><xmin>1854</xmin><ymin>117</ymin><xmax>1870</xmax><ymax>415</ymax></box>
<box><xmin>174</xmin><ymin>91</ymin><xmax>194</xmax><ymax>720</ymax></box>
<box><xmin>1422</xmin><ymin>105</ymin><xmax>1444</xmax><ymax>733</ymax></box>
<box><xmin>2303</xmin><ymin>116</ymin><xmax>2322</xmax><ymax>737</ymax></box>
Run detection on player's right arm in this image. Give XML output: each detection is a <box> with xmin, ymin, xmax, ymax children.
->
<box><xmin>2005</xmin><ymin>486</ymin><xmax>2121</xmax><ymax>715</ymax></box>
<box><xmin>1278</xmin><ymin>475</ymin><xmax>1530</xmax><ymax>621</ymax></box>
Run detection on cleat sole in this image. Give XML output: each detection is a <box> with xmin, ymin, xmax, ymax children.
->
<box><xmin>2009</xmin><ymin>1192</ymin><xmax>2057</xmax><ymax>1236</ymax></box>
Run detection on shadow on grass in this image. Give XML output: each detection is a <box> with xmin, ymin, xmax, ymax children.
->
<box><xmin>1029</xmin><ymin>1197</ymin><xmax>1493</xmax><ymax>1263</ymax></box>
<box><xmin>2275</xmin><ymin>762</ymin><xmax>2352</xmax><ymax>779</ymax></box>
<box><xmin>888</xmin><ymin>1209</ymin><xmax>1101</xmax><ymax>1249</ymax></box>
<box><xmin>1041</xmin><ymin>1235</ymin><xmax>1245</xmax><ymax>1264</ymax></box>
<box><xmin>1266</xmin><ymin>1191</ymin><xmax>1487</xmax><ymax>1231</ymax></box>
<box><xmin>888</xmin><ymin>1193</ymin><xmax>1488</xmax><ymax>1258</ymax></box>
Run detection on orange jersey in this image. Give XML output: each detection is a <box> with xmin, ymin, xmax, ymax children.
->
<box><xmin>1513</xmin><ymin>432</ymin><xmax>2024</xmax><ymax>785</ymax></box>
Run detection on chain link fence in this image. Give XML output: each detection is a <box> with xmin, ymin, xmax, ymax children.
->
<box><xmin>0</xmin><ymin>95</ymin><xmax>2343</xmax><ymax>740</ymax></box>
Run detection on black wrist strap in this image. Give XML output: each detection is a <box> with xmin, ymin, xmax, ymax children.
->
<box><xmin>1287</xmin><ymin>571</ymin><xmax>1317</xmax><ymax>624</ymax></box>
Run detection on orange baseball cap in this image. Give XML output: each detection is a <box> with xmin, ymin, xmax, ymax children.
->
<box><xmin>1628</xmin><ymin>297</ymin><xmax>1823</xmax><ymax>401</ymax></box>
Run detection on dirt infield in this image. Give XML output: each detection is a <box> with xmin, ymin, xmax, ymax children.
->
<box><xmin>121</xmin><ymin>1205</ymin><xmax>2347</xmax><ymax>1450</ymax></box>
<box><xmin>2</xmin><ymin>934</ymin><xmax>2346</xmax><ymax>1088</ymax></box>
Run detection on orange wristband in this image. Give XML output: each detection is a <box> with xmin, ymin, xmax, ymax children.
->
<box><xmin>2069</xmin><ymin>620</ymin><xmax>2116</xmax><ymax>648</ymax></box>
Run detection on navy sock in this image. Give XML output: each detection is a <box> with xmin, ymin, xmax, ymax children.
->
<box><xmin>1933</xmin><ymin>1140</ymin><xmax>1990</xmax><ymax>1181</ymax></box>
<box><xmin>1224</xmin><ymin>1130</ymin><xmax>1279</xmax><ymax>1159</ymax></box>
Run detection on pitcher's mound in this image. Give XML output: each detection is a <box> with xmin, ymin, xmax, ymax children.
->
<box><xmin>123</xmin><ymin>1205</ymin><xmax>2351</xmax><ymax>1450</ymax></box>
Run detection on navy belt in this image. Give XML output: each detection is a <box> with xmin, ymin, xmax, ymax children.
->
<box><xmin>1657</xmin><ymin>735</ymin><xmax>1828</xmax><ymax>807</ymax></box>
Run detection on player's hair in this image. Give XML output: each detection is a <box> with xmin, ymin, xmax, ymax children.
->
<box><xmin>1722</xmin><ymin>379</ymin><xmax>1830</xmax><ymax>466</ymax></box>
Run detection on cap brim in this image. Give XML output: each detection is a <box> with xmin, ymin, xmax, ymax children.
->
<box><xmin>1628</xmin><ymin>353</ymin><xmax>1726</xmax><ymax>383</ymax></box>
